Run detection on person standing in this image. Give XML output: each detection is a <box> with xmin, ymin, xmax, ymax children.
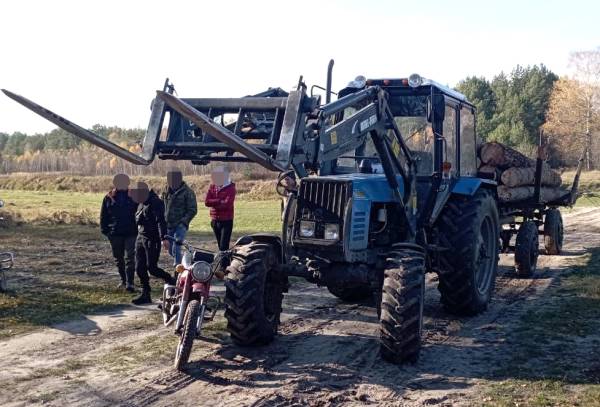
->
<box><xmin>205</xmin><ymin>166</ymin><xmax>236</xmax><ymax>251</ymax></box>
<box><xmin>100</xmin><ymin>174</ymin><xmax>137</xmax><ymax>292</ymax></box>
<box><xmin>130</xmin><ymin>181</ymin><xmax>175</xmax><ymax>305</ymax></box>
<box><xmin>163</xmin><ymin>169</ymin><xmax>197</xmax><ymax>266</ymax></box>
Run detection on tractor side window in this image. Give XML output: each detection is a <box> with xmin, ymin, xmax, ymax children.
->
<box><xmin>443</xmin><ymin>105</ymin><xmax>457</xmax><ymax>174</ymax></box>
<box><xmin>394</xmin><ymin>117</ymin><xmax>433</xmax><ymax>175</ymax></box>
<box><xmin>460</xmin><ymin>108</ymin><xmax>477</xmax><ymax>176</ymax></box>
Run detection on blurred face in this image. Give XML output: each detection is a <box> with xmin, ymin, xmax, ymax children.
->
<box><xmin>167</xmin><ymin>170</ymin><xmax>183</xmax><ymax>189</ymax></box>
<box><xmin>211</xmin><ymin>167</ymin><xmax>229</xmax><ymax>187</ymax></box>
<box><xmin>129</xmin><ymin>182</ymin><xmax>150</xmax><ymax>204</ymax></box>
<box><xmin>113</xmin><ymin>173</ymin><xmax>130</xmax><ymax>191</ymax></box>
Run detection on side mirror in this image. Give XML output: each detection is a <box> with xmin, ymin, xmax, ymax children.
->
<box><xmin>427</xmin><ymin>95</ymin><xmax>445</xmax><ymax>123</ymax></box>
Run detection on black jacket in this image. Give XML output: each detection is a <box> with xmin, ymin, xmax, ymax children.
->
<box><xmin>100</xmin><ymin>189</ymin><xmax>138</xmax><ymax>237</ymax></box>
<box><xmin>136</xmin><ymin>190</ymin><xmax>167</xmax><ymax>241</ymax></box>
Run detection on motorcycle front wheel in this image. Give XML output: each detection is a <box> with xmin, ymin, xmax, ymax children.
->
<box><xmin>174</xmin><ymin>299</ymin><xmax>201</xmax><ymax>371</ymax></box>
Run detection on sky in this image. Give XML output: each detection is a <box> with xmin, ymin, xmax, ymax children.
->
<box><xmin>0</xmin><ymin>0</ymin><xmax>598</xmax><ymax>135</ymax></box>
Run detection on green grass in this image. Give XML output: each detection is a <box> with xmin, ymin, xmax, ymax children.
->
<box><xmin>482</xmin><ymin>248</ymin><xmax>600</xmax><ymax>405</ymax></box>
<box><xmin>0</xmin><ymin>187</ymin><xmax>280</xmax><ymax>339</ymax></box>
<box><xmin>0</xmin><ymin>189</ymin><xmax>282</xmax><ymax>233</ymax></box>
<box><xmin>484</xmin><ymin>380</ymin><xmax>600</xmax><ymax>407</ymax></box>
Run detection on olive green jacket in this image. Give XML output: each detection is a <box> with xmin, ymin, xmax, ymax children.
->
<box><xmin>162</xmin><ymin>182</ymin><xmax>197</xmax><ymax>229</ymax></box>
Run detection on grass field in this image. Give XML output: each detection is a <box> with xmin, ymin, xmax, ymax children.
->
<box><xmin>0</xmin><ymin>189</ymin><xmax>281</xmax><ymax>339</ymax></box>
<box><xmin>0</xmin><ymin>189</ymin><xmax>282</xmax><ymax>233</ymax></box>
<box><xmin>482</xmin><ymin>247</ymin><xmax>600</xmax><ymax>406</ymax></box>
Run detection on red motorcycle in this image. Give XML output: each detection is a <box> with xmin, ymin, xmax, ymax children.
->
<box><xmin>162</xmin><ymin>236</ymin><xmax>226</xmax><ymax>370</ymax></box>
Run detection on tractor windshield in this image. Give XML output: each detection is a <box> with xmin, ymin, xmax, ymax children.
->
<box><xmin>392</xmin><ymin>117</ymin><xmax>433</xmax><ymax>175</ymax></box>
<box><xmin>335</xmin><ymin>93</ymin><xmax>432</xmax><ymax>175</ymax></box>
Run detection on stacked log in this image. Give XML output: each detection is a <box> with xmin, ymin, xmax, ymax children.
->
<box><xmin>478</xmin><ymin>142</ymin><xmax>566</xmax><ymax>203</ymax></box>
<box><xmin>479</xmin><ymin>142</ymin><xmax>534</xmax><ymax>169</ymax></box>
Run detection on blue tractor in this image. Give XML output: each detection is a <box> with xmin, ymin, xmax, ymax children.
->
<box><xmin>3</xmin><ymin>62</ymin><xmax>501</xmax><ymax>363</ymax></box>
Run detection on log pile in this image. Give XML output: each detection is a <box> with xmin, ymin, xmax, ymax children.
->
<box><xmin>478</xmin><ymin>142</ymin><xmax>566</xmax><ymax>203</ymax></box>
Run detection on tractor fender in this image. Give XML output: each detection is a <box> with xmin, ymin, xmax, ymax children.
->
<box><xmin>451</xmin><ymin>177</ymin><xmax>497</xmax><ymax>197</ymax></box>
<box><xmin>233</xmin><ymin>233</ymin><xmax>284</xmax><ymax>263</ymax></box>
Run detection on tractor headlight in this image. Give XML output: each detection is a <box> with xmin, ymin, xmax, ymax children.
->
<box><xmin>408</xmin><ymin>73</ymin><xmax>422</xmax><ymax>88</ymax></box>
<box><xmin>191</xmin><ymin>261</ymin><xmax>212</xmax><ymax>282</ymax></box>
<box><xmin>324</xmin><ymin>224</ymin><xmax>339</xmax><ymax>241</ymax></box>
<box><xmin>299</xmin><ymin>221</ymin><xmax>316</xmax><ymax>238</ymax></box>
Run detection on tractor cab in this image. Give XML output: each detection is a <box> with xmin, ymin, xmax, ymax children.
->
<box><xmin>329</xmin><ymin>74</ymin><xmax>478</xmax><ymax>181</ymax></box>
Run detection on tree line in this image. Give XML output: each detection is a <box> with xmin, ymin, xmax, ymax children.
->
<box><xmin>1</xmin><ymin>49</ymin><xmax>599</xmax><ymax>173</ymax></box>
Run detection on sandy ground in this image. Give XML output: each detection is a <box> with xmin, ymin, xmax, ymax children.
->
<box><xmin>1</xmin><ymin>208</ymin><xmax>599</xmax><ymax>406</ymax></box>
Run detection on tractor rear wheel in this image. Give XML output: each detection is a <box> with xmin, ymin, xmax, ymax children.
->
<box><xmin>437</xmin><ymin>190</ymin><xmax>500</xmax><ymax>315</ymax></box>
<box><xmin>543</xmin><ymin>209</ymin><xmax>563</xmax><ymax>255</ymax></box>
<box><xmin>327</xmin><ymin>284</ymin><xmax>372</xmax><ymax>302</ymax></box>
<box><xmin>515</xmin><ymin>221</ymin><xmax>539</xmax><ymax>277</ymax></box>
<box><xmin>224</xmin><ymin>241</ymin><xmax>284</xmax><ymax>345</ymax></box>
<box><xmin>379</xmin><ymin>247</ymin><xmax>425</xmax><ymax>364</ymax></box>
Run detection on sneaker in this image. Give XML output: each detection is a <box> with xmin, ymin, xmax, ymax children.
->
<box><xmin>125</xmin><ymin>284</ymin><xmax>136</xmax><ymax>293</ymax></box>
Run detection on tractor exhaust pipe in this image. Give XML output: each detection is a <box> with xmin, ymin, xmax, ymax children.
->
<box><xmin>326</xmin><ymin>59</ymin><xmax>334</xmax><ymax>104</ymax></box>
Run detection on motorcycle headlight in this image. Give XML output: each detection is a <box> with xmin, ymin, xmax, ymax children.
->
<box><xmin>324</xmin><ymin>223</ymin><xmax>339</xmax><ymax>240</ymax></box>
<box><xmin>191</xmin><ymin>261</ymin><xmax>212</xmax><ymax>282</ymax></box>
<box><xmin>299</xmin><ymin>220</ymin><xmax>316</xmax><ymax>238</ymax></box>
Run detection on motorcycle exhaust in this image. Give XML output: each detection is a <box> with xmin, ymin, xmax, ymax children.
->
<box><xmin>164</xmin><ymin>313</ymin><xmax>178</xmax><ymax>327</ymax></box>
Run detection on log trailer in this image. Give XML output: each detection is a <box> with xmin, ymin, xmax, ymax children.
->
<box><xmin>1</xmin><ymin>62</ymin><xmax>580</xmax><ymax>363</ymax></box>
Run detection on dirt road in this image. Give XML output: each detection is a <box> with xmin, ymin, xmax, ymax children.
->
<box><xmin>1</xmin><ymin>208</ymin><xmax>599</xmax><ymax>406</ymax></box>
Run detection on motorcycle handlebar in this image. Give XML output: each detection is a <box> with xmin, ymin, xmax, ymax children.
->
<box><xmin>164</xmin><ymin>235</ymin><xmax>195</xmax><ymax>251</ymax></box>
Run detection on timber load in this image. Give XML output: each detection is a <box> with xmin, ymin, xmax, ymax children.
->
<box><xmin>478</xmin><ymin>142</ymin><xmax>567</xmax><ymax>203</ymax></box>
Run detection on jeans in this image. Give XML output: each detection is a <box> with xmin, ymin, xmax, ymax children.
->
<box><xmin>167</xmin><ymin>224</ymin><xmax>187</xmax><ymax>266</ymax></box>
<box><xmin>211</xmin><ymin>219</ymin><xmax>233</xmax><ymax>251</ymax></box>
<box><xmin>108</xmin><ymin>235</ymin><xmax>136</xmax><ymax>286</ymax></box>
<box><xmin>135</xmin><ymin>236</ymin><xmax>174</xmax><ymax>291</ymax></box>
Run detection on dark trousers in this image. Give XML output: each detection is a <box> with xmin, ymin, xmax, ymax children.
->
<box><xmin>109</xmin><ymin>235</ymin><xmax>136</xmax><ymax>285</ymax></box>
<box><xmin>211</xmin><ymin>219</ymin><xmax>233</xmax><ymax>251</ymax></box>
<box><xmin>135</xmin><ymin>236</ymin><xmax>173</xmax><ymax>291</ymax></box>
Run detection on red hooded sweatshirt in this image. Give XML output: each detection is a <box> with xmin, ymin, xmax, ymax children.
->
<box><xmin>205</xmin><ymin>183</ymin><xmax>236</xmax><ymax>221</ymax></box>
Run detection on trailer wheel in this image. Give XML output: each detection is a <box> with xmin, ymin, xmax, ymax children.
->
<box><xmin>437</xmin><ymin>190</ymin><xmax>500</xmax><ymax>315</ymax></box>
<box><xmin>379</xmin><ymin>248</ymin><xmax>425</xmax><ymax>364</ymax></box>
<box><xmin>544</xmin><ymin>209</ymin><xmax>563</xmax><ymax>255</ymax></box>
<box><xmin>327</xmin><ymin>284</ymin><xmax>372</xmax><ymax>302</ymax></box>
<box><xmin>224</xmin><ymin>241</ymin><xmax>284</xmax><ymax>346</ymax></box>
<box><xmin>515</xmin><ymin>221</ymin><xmax>539</xmax><ymax>277</ymax></box>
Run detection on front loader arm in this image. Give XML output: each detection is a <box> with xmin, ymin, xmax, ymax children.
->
<box><xmin>2</xmin><ymin>89</ymin><xmax>157</xmax><ymax>165</ymax></box>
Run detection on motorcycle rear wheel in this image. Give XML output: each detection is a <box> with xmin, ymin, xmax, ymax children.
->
<box><xmin>174</xmin><ymin>299</ymin><xmax>201</xmax><ymax>371</ymax></box>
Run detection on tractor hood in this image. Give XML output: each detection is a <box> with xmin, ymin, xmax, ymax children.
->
<box><xmin>315</xmin><ymin>173</ymin><xmax>406</xmax><ymax>202</ymax></box>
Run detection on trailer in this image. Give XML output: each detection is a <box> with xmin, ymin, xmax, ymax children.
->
<box><xmin>495</xmin><ymin>144</ymin><xmax>586</xmax><ymax>277</ymax></box>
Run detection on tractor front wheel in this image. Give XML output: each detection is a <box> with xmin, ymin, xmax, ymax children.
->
<box><xmin>224</xmin><ymin>241</ymin><xmax>285</xmax><ymax>346</ymax></box>
<box><xmin>379</xmin><ymin>247</ymin><xmax>425</xmax><ymax>364</ymax></box>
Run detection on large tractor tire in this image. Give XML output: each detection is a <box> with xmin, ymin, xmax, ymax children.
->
<box><xmin>224</xmin><ymin>241</ymin><xmax>284</xmax><ymax>346</ymax></box>
<box><xmin>379</xmin><ymin>247</ymin><xmax>425</xmax><ymax>364</ymax></box>
<box><xmin>543</xmin><ymin>209</ymin><xmax>563</xmax><ymax>255</ymax></box>
<box><xmin>327</xmin><ymin>284</ymin><xmax>372</xmax><ymax>302</ymax></box>
<box><xmin>515</xmin><ymin>221</ymin><xmax>539</xmax><ymax>277</ymax></box>
<box><xmin>437</xmin><ymin>190</ymin><xmax>500</xmax><ymax>315</ymax></box>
